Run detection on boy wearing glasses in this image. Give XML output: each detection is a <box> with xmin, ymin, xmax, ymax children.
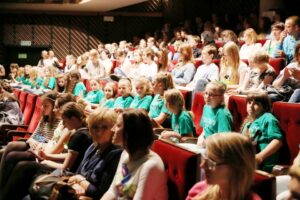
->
<box><xmin>197</xmin><ymin>81</ymin><xmax>233</xmax><ymax>147</ymax></box>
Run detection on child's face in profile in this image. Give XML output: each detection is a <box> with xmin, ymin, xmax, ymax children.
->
<box><xmin>118</xmin><ymin>81</ymin><xmax>131</xmax><ymax>97</ymax></box>
<box><xmin>90</xmin><ymin>80</ymin><xmax>99</xmax><ymax>91</ymax></box>
<box><xmin>204</xmin><ymin>87</ymin><xmax>223</xmax><ymax>108</ymax></box>
<box><xmin>104</xmin><ymin>86</ymin><xmax>114</xmax><ymax>99</ymax></box>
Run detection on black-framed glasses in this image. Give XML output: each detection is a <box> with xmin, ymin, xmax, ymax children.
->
<box><xmin>200</xmin><ymin>153</ymin><xmax>226</xmax><ymax>171</ymax></box>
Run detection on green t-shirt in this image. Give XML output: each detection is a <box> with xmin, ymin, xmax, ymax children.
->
<box><xmin>171</xmin><ymin>110</ymin><xmax>196</xmax><ymax>136</ymax></box>
<box><xmin>84</xmin><ymin>90</ymin><xmax>104</xmax><ymax>104</ymax></box>
<box><xmin>28</xmin><ymin>77</ymin><xmax>43</xmax><ymax>89</ymax></box>
<box><xmin>130</xmin><ymin>95</ymin><xmax>153</xmax><ymax>111</ymax></box>
<box><xmin>242</xmin><ymin>112</ymin><xmax>283</xmax><ymax>172</ymax></box>
<box><xmin>73</xmin><ymin>82</ymin><xmax>87</xmax><ymax>97</ymax></box>
<box><xmin>41</xmin><ymin>77</ymin><xmax>56</xmax><ymax>90</ymax></box>
<box><xmin>113</xmin><ymin>96</ymin><xmax>133</xmax><ymax>109</ymax></box>
<box><xmin>149</xmin><ymin>94</ymin><xmax>171</xmax><ymax>119</ymax></box>
<box><xmin>200</xmin><ymin>105</ymin><xmax>233</xmax><ymax>138</ymax></box>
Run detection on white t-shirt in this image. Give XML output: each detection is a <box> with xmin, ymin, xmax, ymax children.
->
<box><xmin>191</xmin><ymin>62</ymin><xmax>219</xmax><ymax>84</ymax></box>
<box><xmin>140</xmin><ymin>62</ymin><xmax>158</xmax><ymax>80</ymax></box>
<box><xmin>239</xmin><ymin>43</ymin><xmax>262</xmax><ymax>60</ymax></box>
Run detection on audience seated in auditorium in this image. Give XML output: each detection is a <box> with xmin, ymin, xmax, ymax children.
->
<box><xmin>262</xmin><ymin>22</ymin><xmax>285</xmax><ymax>58</ymax></box>
<box><xmin>239</xmin><ymin>28</ymin><xmax>262</xmax><ymax>60</ymax></box>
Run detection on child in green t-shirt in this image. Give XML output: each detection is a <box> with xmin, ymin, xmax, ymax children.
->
<box><xmin>65</xmin><ymin>70</ymin><xmax>87</xmax><ymax>98</ymax></box>
<box><xmin>99</xmin><ymin>82</ymin><xmax>117</xmax><ymax>109</ymax></box>
<box><xmin>41</xmin><ymin>66</ymin><xmax>57</xmax><ymax>90</ymax></box>
<box><xmin>197</xmin><ymin>81</ymin><xmax>233</xmax><ymax>147</ymax></box>
<box><xmin>241</xmin><ymin>91</ymin><xmax>283</xmax><ymax>172</ymax></box>
<box><xmin>130</xmin><ymin>77</ymin><xmax>153</xmax><ymax>112</ymax></box>
<box><xmin>113</xmin><ymin>78</ymin><xmax>133</xmax><ymax>112</ymax></box>
<box><xmin>149</xmin><ymin>72</ymin><xmax>174</xmax><ymax>127</ymax></box>
<box><xmin>84</xmin><ymin>79</ymin><xmax>104</xmax><ymax>105</ymax></box>
<box><xmin>160</xmin><ymin>89</ymin><xmax>195</xmax><ymax>141</ymax></box>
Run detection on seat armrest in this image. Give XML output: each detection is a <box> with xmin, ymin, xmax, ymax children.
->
<box><xmin>272</xmin><ymin>165</ymin><xmax>290</xmax><ymax>176</ymax></box>
<box><xmin>153</xmin><ymin>128</ymin><xmax>172</xmax><ymax>135</ymax></box>
<box><xmin>7</xmin><ymin>130</ymin><xmax>32</xmax><ymax>139</ymax></box>
<box><xmin>0</xmin><ymin>124</ymin><xmax>28</xmax><ymax>132</ymax></box>
<box><xmin>181</xmin><ymin>137</ymin><xmax>198</xmax><ymax>144</ymax></box>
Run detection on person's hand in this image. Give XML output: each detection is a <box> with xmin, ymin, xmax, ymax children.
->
<box><xmin>293</xmin><ymin>151</ymin><xmax>300</xmax><ymax>166</ymax></box>
<box><xmin>68</xmin><ymin>174</ymin><xmax>85</xmax><ymax>184</ymax></box>
<box><xmin>277</xmin><ymin>50</ymin><xmax>285</xmax><ymax>58</ymax></box>
<box><xmin>283</xmin><ymin>67</ymin><xmax>292</xmax><ymax>78</ymax></box>
<box><xmin>197</xmin><ymin>135</ymin><xmax>205</xmax><ymax>148</ymax></box>
<box><xmin>38</xmin><ymin>150</ymin><xmax>48</xmax><ymax>160</ymax></box>
<box><xmin>71</xmin><ymin>183</ymin><xmax>85</xmax><ymax>196</ymax></box>
<box><xmin>279</xmin><ymin>30</ymin><xmax>287</xmax><ymax>42</ymax></box>
<box><xmin>255</xmin><ymin>153</ymin><xmax>264</xmax><ymax>165</ymax></box>
<box><xmin>160</xmin><ymin>131</ymin><xmax>173</xmax><ymax>139</ymax></box>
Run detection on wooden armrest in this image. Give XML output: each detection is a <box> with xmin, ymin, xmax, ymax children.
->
<box><xmin>272</xmin><ymin>165</ymin><xmax>290</xmax><ymax>176</ymax></box>
<box><xmin>7</xmin><ymin>130</ymin><xmax>32</xmax><ymax>138</ymax></box>
<box><xmin>0</xmin><ymin>124</ymin><xmax>28</xmax><ymax>132</ymax></box>
<box><xmin>153</xmin><ymin>128</ymin><xmax>172</xmax><ymax>135</ymax></box>
<box><xmin>181</xmin><ymin>137</ymin><xmax>198</xmax><ymax>144</ymax></box>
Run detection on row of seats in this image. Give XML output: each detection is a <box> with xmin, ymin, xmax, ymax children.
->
<box><xmin>8</xmin><ymin>88</ymin><xmax>278</xmax><ymax>200</ymax></box>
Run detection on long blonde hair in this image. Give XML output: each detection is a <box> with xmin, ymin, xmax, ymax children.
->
<box><xmin>220</xmin><ymin>41</ymin><xmax>240</xmax><ymax>84</ymax></box>
<box><xmin>193</xmin><ymin>133</ymin><xmax>255</xmax><ymax>200</ymax></box>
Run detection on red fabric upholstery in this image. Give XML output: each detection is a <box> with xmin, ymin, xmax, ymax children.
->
<box><xmin>227</xmin><ymin>95</ymin><xmax>247</xmax><ymax>132</ymax></box>
<box><xmin>22</xmin><ymin>93</ymin><xmax>37</xmax><ymax>126</ymax></box>
<box><xmin>257</xmin><ymin>39</ymin><xmax>267</xmax><ymax>46</ymax></box>
<box><xmin>84</xmin><ymin>79</ymin><xmax>91</xmax><ymax>92</ymax></box>
<box><xmin>152</xmin><ymin>140</ymin><xmax>198</xmax><ymax>200</ymax></box>
<box><xmin>269</xmin><ymin>58</ymin><xmax>285</xmax><ymax>76</ymax></box>
<box><xmin>18</xmin><ymin>91</ymin><xmax>28</xmax><ymax>112</ymax></box>
<box><xmin>13</xmin><ymin>88</ymin><xmax>21</xmax><ymax>99</ymax></box>
<box><xmin>191</xmin><ymin>92</ymin><xmax>205</xmax><ymax>136</ymax></box>
<box><xmin>272</xmin><ymin>102</ymin><xmax>300</xmax><ymax>163</ymax></box>
<box><xmin>252</xmin><ymin>170</ymin><xmax>276</xmax><ymax>200</ymax></box>
<box><xmin>194</xmin><ymin>59</ymin><xmax>203</xmax><ymax>69</ymax></box>
<box><xmin>215</xmin><ymin>41</ymin><xmax>224</xmax><ymax>48</ymax></box>
<box><xmin>179</xmin><ymin>90</ymin><xmax>192</xmax><ymax>110</ymax></box>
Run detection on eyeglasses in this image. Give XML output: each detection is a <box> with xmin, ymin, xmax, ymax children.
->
<box><xmin>204</xmin><ymin>92</ymin><xmax>222</xmax><ymax>97</ymax></box>
<box><xmin>200</xmin><ymin>153</ymin><xmax>225</xmax><ymax>171</ymax></box>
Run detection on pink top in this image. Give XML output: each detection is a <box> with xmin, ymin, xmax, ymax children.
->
<box><xmin>186</xmin><ymin>181</ymin><xmax>262</xmax><ymax>200</ymax></box>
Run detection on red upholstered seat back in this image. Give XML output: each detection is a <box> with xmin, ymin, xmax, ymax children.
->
<box><xmin>13</xmin><ymin>88</ymin><xmax>21</xmax><ymax>99</ymax></box>
<box><xmin>269</xmin><ymin>58</ymin><xmax>285</xmax><ymax>76</ymax></box>
<box><xmin>227</xmin><ymin>95</ymin><xmax>247</xmax><ymax>132</ymax></box>
<box><xmin>152</xmin><ymin>140</ymin><xmax>198</xmax><ymax>200</ymax></box>
<box><xmin>26</xmin><ymin>96</ymin><xmax>42</xmax><ymax>134</ymax></box>
<box><xmin>272</xmin><ymin>102</ymin><xmax>300</xmax><ymax>163</ymax></box>
<box><xmin>19</xmin><ymin>91</ymin><xmax>28</xmax><ymax>112</ymax></box>
<box><xmin>22</xmin><ymin>93</ymin><xmax>37</xmax><ymax>125</ymax></box>
<box><xmin>191</xmin><ymin>92</ymin><xmax>205</xmax><ymax>136</ymax></box>
<box><xmin>252</xmin><ymin>170</ymin><xmax>276</xmax><ymax>200</ymax></box>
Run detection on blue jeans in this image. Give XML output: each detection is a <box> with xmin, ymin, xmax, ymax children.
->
<box><xmin>288</xmin><ymin>89</ymin><xmax>300</xmax><ymax>103</ymax></box>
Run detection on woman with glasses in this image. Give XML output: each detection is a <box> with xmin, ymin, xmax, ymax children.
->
<box><xmin>186</xmin><ymin>132</ymin><xmax>261</xmax><ymax>200</ymax></box>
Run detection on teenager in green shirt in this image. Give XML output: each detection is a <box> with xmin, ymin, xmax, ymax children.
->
<box><xmin>41</xmin><ymin>66</ymin><xmax>57</xmax><ymax>90</ymax></box>
<box><xmin>160</xmin><ymin>89</ymin><xmax>195</xmax><ymax>140</ymax></box>
<box><xmin>84</xmin><ymin>79</ymin><xmax>104</xmax><ymax>104</ymax></box>
<box><xmin>149</xmin><ymin>72</ymin><xmax>174</xmax><ymax>127</ymax></box>
<box><xmin>198</xmin><ymin>81</ymin><xmax>233</xmax><ymax>147</ymax></box>
<box><xmin>130</xmin><ymin>77</ymin><xmax>153</xmax><ymax>112</ymax></box>
<box><xmin>65</xmin><ymin>70</ymin><xmax>87</xmax><ymax>97</ymax></box>
<box><xmin>113</xmin><ymin>78</ymin><xmax>133</xmax><ymax>111</ymax></box>
<box><xmin>242</xmin><ymin>92</ymin><xmax>283</xmax><ymax>172</ymax></box>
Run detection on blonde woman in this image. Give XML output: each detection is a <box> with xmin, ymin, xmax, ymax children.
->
<box><xmin>171</xmin><ymin>44</ymin><xmax>196</xmax><ymax>85</ymax></box>
<box><xmin>240</xmin><ymin>28</ymin><xmax>262</xmax><ymax>60</ymax></box>
<box><xmin>220</xmin><ymin>41</ymin><xmax>248</xmax><ymax>90</ymax></box>
<box><xmin>186</xmin><ymin>133</ymin><xmax>261</xmax><ymax>200</ymax></box>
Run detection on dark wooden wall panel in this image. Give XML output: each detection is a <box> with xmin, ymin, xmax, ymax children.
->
<box><xmin>4</xmin><ymin>24</ymin><xmax>15</xmax><ymax>44</ymax></box>
<box><xmin>71</xmin><ymin>17</ymin><xmax>89</xmax><ymax>57</ymax></box>
<box><xmin>15</xmin><ymin>24</ymin><xmax>32</xmax><ymax>43</ymax></box>
<box><xmin>53</xmin><ymin>19</ymin><xmax>70</xmax><ymax>60</ymax></box>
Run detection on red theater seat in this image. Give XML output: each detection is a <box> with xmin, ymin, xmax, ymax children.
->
<box><xmin>152</xmin><ymin>139</ymin><xmax>199</xmax><ymax>200</ymax></box>
<box><xmin>13</xmin><ymin>88</ymin><xmax>21</xmax><ymax>99</ymax></box>
<box><xmin>253</xmin><ymin>170</ymin><xmax>276</xmax><ymax>200</ymax></box>
<box><xmin>22</xmin><ymin>93</ymin><xmax>37</xmax><ymax>126</ymax></box>
<box><xmin>269</xmin><ymin>58</ymin><xmax>285</xmax><ymax>76</ymax></box>
<box><xmin>191</xmin><ymin>92</ymin><xmax>205</xmax><ymax>136</ymax></box>
<box><xmin>7</xmin><ymin>96</ymin><xmax>42</xmax><ymax>141</ymax></box>
<box><xmin>272</xmin><ymin>102</ymin><xmax>300</xmax><ymax>163</ymax></box>
<box><xmin>227</xmin><ymin>95</ymin><xmax>247</xmax><ymax>132</ymax></box>
<box><xmin>18</xmin><ymin>91</ymin><xmax>29</xmax><ymax>112</ymax></box>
